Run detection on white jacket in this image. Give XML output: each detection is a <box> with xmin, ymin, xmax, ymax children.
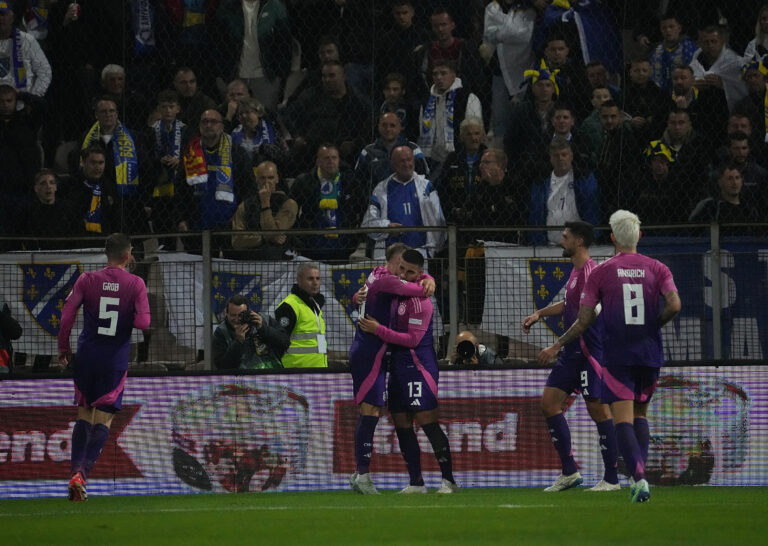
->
<box><xmin>0</xmin><ymin>29</ymin><xmax>52</xmax><ymax>96</ymax></box>
<box><xmin>483</xmin><ymin>3</ymin><xmax>536</xmax><ymax>96</ymax></box>
<box><xmin>690</xmin><ymin>47</ymin><xmax>747</xmax><ymax>111</ymax></box>
<box><xmin>361</xmin><ymin>172</ymin><xmax>447</xmax><ymax>258</ymax></box>
<box><xmin>418</xmin><ymin>77</ymin><xmax>482</xmax><ymax>162</ymax></box>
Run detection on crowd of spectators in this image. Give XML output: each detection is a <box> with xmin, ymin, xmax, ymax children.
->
<box><xmin>1</xmin><ymin>0</ymin><xmax>768</xmax><ymax>257</ymax></box>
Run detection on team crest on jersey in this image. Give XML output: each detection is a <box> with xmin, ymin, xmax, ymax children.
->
<box><xmin>20</xmin><ymin>262</ymin><xmax>83</xmax><ymax>337</ymax></box>
<box><xmin>331</xmin><ymin>267</ymin><xmax>369</xmax><ymax>324</ymax></box>
<box><xmin>527</xmin><ymin>259</ymin><xmax>574</xmax><ymax>336</ymax></box>
<box><xmin>211</xmin><ymin>271</ymin><xmax>262</xmax><ymax>322</ymax></box>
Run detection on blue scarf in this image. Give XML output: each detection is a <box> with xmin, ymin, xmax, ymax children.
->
<box><xmin>421</xmin><ymin>89</ymin><xmax>456</xmax><ymax>151</ymax></box>
<box><xmin>152</xmin><ymin>119</ymin><xmax>185</xmax><ymax>197</ymax></box>
<box><xmin>231</xmin><ymin>119</ymin><xmax>276</xmax><ymax>151</ymax></box>
<box><xmin>317</xmin><ymin>169</ymin><xmax>341</xmax><ymax>234</ymax></box>
<box><xmin>131</xmin><ymin>0</ymin><xmax>156</xmax><ymax>55</ymax></box>
<box><xmin>83</xmin><ymin>181</ymin><xmax>104</xmax><ymax>233</ymax></box>
<box><xmin>651</xmin><ymin>39</ymin><xmax>698</xmax><ymax>91</ymax></box>
<box><xmin>10</xmin><ymin>28</ymin><xmax>27</xmax><ymax>89</ymax></box>
<box><xmin>82</xmin><ymin>122</ymin><xmax>140</xmax><ymax>197</ymax></box>
<box><xmin>201</xmin><ymin>134</ymin><xmax>235</xmax><ymax>204</ymax></box>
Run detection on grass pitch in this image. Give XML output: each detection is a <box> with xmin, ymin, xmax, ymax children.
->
<box><xmin>2</xmin><ymin>486</ymin><xmax>766</xmax><ymax>545</ymax></box>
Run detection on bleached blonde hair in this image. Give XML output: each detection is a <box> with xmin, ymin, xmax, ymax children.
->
<box><xmin>609</xmin><ymin>209</ymin><xmax>641</xmax><ymax>249</ymax></box>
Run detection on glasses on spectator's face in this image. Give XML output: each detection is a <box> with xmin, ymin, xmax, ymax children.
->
<box><xmin>200</xmin><ymin>118</ymin><xmax>222</xmax><ymax>125</ymax></box>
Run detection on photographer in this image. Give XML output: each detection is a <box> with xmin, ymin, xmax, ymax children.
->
<box><xmin>1</xmin><ymin>301</ymin><xmax>22</xmax><ymax>374</ymax></box>
<box><xmin>449</xmin><ymin>330</ymin><xmax>504</xmax><ymax>368</ymax></box>
<box><xmin>213</xmin><ymin>295</ymin><xmax>287</xmax><ymax>370</ymax></box>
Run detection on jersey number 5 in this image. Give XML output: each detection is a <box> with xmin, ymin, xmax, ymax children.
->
<box><xmin>98</xmin><ymin>296</ymin><xmax>120</xmax><ymax>336</ymax></box>
<box><xmin>622</xmin><ymin>284</ymin><xmax>645</xmax><ymax>325</ymax></box>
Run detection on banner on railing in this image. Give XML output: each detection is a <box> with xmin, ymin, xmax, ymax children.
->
<box><xmin>0</xmin><ymin>366</ymin><xmax>765</xmax><ymax>499</ymax></box>
<box><xmin>482</xmin><ymin>242</ymin><xmax>768</xmax><ymax>361</ymax></box>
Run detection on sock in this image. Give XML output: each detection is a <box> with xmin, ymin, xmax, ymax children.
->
<box><xmin>596</xmin><ymin>419</ymin><xmax>618</xmax><ymax>484</ymax></box>
<box><xmin>546</xmin><ymin>413</ymin><xmax>578</xmax><ymax>475</ymax></box>
<box><xmin>70</xmin><ymin>419</ymin><xmax>92</xmax><ymax>476</ymax></box>
<box><xmin>634</xmin><ymin>417</ymin><xmax>650</xmax><ymax>466</ymax></box>
<box><xmin>354</xmin><ymin>415</ymin><xmax>379</xmax><ymax>474</ymax></box>
<box><xmin>83</xmin><ymin>423</ymin><xmax>110</xmax><ymax>479</ymax></box>
<box><xmin>395</xmin><ymin>427</ymin><xmax>423</xmax><ymax>486</ymax></box>
<box><xmin>421</xmin><ymin>422</ymin><xmax>454</xmax><ymax>483</ymax></box>
<box><xmin>616</xmin><ymin>422</ymin><xmax>645</xmax><ymax>482</ymax></box>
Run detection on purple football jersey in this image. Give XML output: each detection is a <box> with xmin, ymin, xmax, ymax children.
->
<box><xmin>581</xmin><ymin>252</ymin><xmax>677</xmax><ymax>368</ymax></box>
<box><xmin>58</xmin><ymin>266</ymin><xmax>150</xmax><ymax>370</ymax></box>
<box><xmin>348</xmin><ymin>265</ymin><xmax>429</xmax><ymax>405</ymax></box>
<box><xmin>562</xmin><ymin>258</ymin><xmax>602</xmax><ymax>361</ymax></box>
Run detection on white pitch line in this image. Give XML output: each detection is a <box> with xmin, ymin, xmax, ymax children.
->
<box><xmin>1</xmin><ymin>503</ymin><xmax>557</xmax><ymax>518</ymax></box>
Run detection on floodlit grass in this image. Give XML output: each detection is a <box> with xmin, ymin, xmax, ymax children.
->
<box><xmin>2</xmin><ymin>487</ymin><xmax>767</xmax><ymax>545</ymax></box>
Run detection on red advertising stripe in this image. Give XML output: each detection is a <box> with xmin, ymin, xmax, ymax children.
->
<box><xmin>0</xmin><ymin>405</ymin><xmax>142</xmax><ymax>480</ymax></box>
<box><xmin>333</xmin><ymin>397</ymin><xmax>561</xmax><ymax>473</ymax></box>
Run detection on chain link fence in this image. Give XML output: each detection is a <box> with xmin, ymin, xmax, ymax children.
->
<box><xmin>2</xmin><ymin>1</ymin><xmax>767</xmax><ymax>245</ymax></box>
<box><xmin>1</xmin><ymin>224</ymin><xmax>766</xmax><ymax>375</ymax></box>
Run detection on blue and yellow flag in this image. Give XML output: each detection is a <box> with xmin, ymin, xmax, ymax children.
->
<box><xmin>20</xmin><ymin>263</ymin><xmax>82</xmax><ymax>337</ymax></box>
<box><xmin>331</xmin><ymin>267</ymin><xmax>370</xmax><ymax>325</ymax></box>
<box><xmin>528</xmin><ymin>259</ymin><xmax>573</xmax><ymax>336</ymax></box>
<box><xmin>211</xmin><ymin>271</ymin><xmax>262</xmax><ymax>322</ymax></box>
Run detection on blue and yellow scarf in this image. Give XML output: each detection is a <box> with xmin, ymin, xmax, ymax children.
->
<box><xmin>152</xmin><ymin>119</ymin><xmax>185</xmax><ymax>197</ymax></box>
<box><xmin>83</xmin><ymin>181</ymin><xmax>104</xmax><ymax>233</ymax></box>
<box><xmin>9</xmin><ymin>28</ymin><xmax>27</xmax><ymax>89</ymax></box>
<box><xmin>421</xmin><ymin>89</ymin><xmax>457</xmax><ymax>151</ymax></box>
<box><xmin>82</xmin><ymin>122</ymin><xmax>140</xmax><ymax>197</ymax></box>
<box><xmin>318</xmin><ymin>168</ymin><xmax>340</xmax><ymax>238</ymax></box>
<box><xmin>231</xmin><ymin>119</ymin><xmax>277</xmax><ymax>150</ymax></box>
<box><xmin>184</xmin><ymin>134</ymin><xmax>235</xmax><ymax>204</ymax></box>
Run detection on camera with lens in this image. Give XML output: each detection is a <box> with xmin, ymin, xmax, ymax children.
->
<box><xmin>239</xmin><ymin>310</ymin><xmax>255</xmax><ymax>324</ymax></box>
<box><xmin>456</xmin><ymin>340</ymin><xmax>477</xmax><ymax>359</ymax></box>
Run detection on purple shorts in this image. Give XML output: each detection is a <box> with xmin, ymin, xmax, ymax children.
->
<box><xmin>73</xmin><ymin>356</ymin><xmax>128</xmax><ymax>413</ymax></box>
<box><xmin>600</xmin><ymin>365</ymin><xmax>660</xmax><ymax>404</ymax></box>
<box><xmin>545</xmin><ymin>352</ymin><xmax>604</xmax><ymax>401</ymax></box>
<box><xmin>349</xmin><ymin>340</ymin><xmax>389</xmax><ymax>406</ymax></box>
<box><xmin>387</xmin><ymin>347</ymin><xmax>439</xmax><ymax>414</ymax></box>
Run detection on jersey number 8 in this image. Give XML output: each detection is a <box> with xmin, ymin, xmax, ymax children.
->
<box><xmin>622</xmin><ymin>284</ymin><xmax>645</xmax><ymax>325</ymax></box>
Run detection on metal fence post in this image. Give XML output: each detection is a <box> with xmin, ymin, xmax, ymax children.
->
<box><xmin>202</xmin><ymin>230</ymin><xmax>213</xmax><ymax>370</ymax></box>
<box><xmin>447</xmin><ymin>225</ymin><xmax>458</xmax><ymax>356</ymax></box>
<box><xmin>710</xmin><ymin>223</ymin><xmax>722</xmax><ymax>361</ymax></box>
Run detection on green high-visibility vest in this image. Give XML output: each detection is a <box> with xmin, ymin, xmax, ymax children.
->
<box><xmin>280</xmin><ymin>293</ymin><xmax>328</xmax><ymax>368</ymax></box>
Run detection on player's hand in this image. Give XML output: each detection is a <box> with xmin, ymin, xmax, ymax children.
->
<box><xmin>356</xmin><ymin>285</ymin><xmax>368</xmax><ymax>304</ymax></box>
<box><xmin>537</xmin><ymin>343</ymin><xmax>560</xmax><ymax>365</ymax></box>
<box><xmin>357</xmin><ymin>314</ymin><xmax>380</xmax><ymax>334</ymax></box>
<box><xmin>419</xmin><ymin>277</ymin><xmax>435</xmax><ymax>297</ymax></box>
<box><xmin>58</xmin><ymin>351</ymin><xmax>71</xmax><ymax>366</ymax></box>
<box><xmin>521</xmin><ymin>312</ymin><xmax>540</xmax><ymax>334</ymax></box>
